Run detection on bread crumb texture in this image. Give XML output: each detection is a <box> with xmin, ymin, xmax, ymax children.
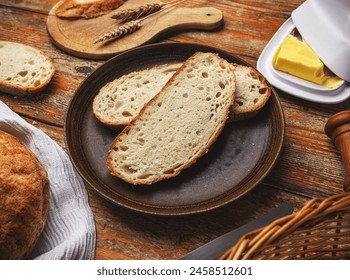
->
<box><xmin>93</xmin><ymin>63</ymin><xmax>181</xmax><ymax>128</ymax></box>
<box><xmin>0</xmin><ymin>131</ymin><xmax>49</xmax><ymax>259</ymax></box>
<box><xmin>93</xmin><ymin>62</ymin><xmax>271</xmax><ymax>128</ymax></box>
<box><xmin>0</xmin><ymin>41</ymin><xmax>55</xmax><ymax>95</ymax></box>
<box><xmin>107</xmin><ymin>52</ymin><xmax>236</xmax><ymax>185</ymax></box>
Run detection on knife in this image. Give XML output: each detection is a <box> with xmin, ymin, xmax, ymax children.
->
<box><xmin>180</xmin><ymin>202</ymin><xmax>294</xmax><ymax>260</ymax></box>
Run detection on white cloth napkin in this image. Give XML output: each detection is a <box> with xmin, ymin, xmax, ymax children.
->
<box><xmin>0</xmin><ymin>100</ymin><xmax>96</xmax><ymax>260</ymax></box>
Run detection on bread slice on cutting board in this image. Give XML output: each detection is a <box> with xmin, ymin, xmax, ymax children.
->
<box><xmin>55</xmin><ymin>0</ymin><xmax>127</xmax><ymax>18</ymax></box>
<box><xmin>107</xmin><ymin>52</ymin><xmax>236</xmax><ymax>185</ymax></box>
<box><xmin>0</xmin><ymin>41</ymin><xmax>55</xmax><ymax>97</ymax></box>
<box><xmin>93</xmin><ymin>61</ymin><xmax>270</xmax><ymax>128</ymax></box>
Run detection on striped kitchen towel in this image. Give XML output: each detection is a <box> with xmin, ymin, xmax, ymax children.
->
<box><xmin>0</xmin><ymin>100</ymin><xmax>96</xmax><ymax>260</ymax></box>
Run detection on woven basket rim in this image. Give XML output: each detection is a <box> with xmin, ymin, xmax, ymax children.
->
<box><xmin>220</xmin><ymin>192</ymin><xmax>350</xmax><ymax>260</ymax></box>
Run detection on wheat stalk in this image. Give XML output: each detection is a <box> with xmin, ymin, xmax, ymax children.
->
<box><xmin>111</xmin><ymin>0</ymin><xmax>186</xmax><ymax>23</ymax></box>
<box><xmin>94</xmin><ymin>0</ymin><xmax>186</xmax><ymax>44</ymax></box>
<box><xmin>111</xmin><ymin>3</ymin><xmax>165</xmax><ymax>23</ymax></box>
<box><xmin>94</xmin><ymin>20</ymin><xmax>142</xmax><ymax>44</ymax></box>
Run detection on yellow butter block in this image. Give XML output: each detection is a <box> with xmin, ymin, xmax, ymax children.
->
<box><xmin>273</xmin><ymin>34</ymin><xmax>342</xmax><ymax>89</ymax></box>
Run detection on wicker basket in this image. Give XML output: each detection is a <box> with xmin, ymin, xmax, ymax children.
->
<box><xmin>220</xmin><ymin>111</ymin><xmax>350</xmax><ymax>260</ymax></box>
<box><xmin>220</xmin><ymin>192</ymin><xmax>350</xmax><ymax>260</ymax></box>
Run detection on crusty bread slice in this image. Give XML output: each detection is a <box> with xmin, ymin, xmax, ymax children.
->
<box><xmin>230</xmin><ymin>63</ymin><xmax>271</xmax><ymax>121</ymax></box>
<box><xmin>107</xmin><ymin>52</ymin><xmax>236</xmax><ymax>185</ymax></box>
<box><xmin>93</xmin><ymin>62</ymin><xmax>270</xmax><ymax>128</ymax></box>
<box><xmin>55</xmin><ymin>0</ymin><xmax>127</xmax><ymax>18</ymax></box>
<box><xmin>0</xmin><ymin>41</ymin><xmax>55</xmax><ymax>97</ymax></box>
<box><xmin>93</xmin><ymin>63</ymin><xmax>182</xmax><ymax>129</ymax></box>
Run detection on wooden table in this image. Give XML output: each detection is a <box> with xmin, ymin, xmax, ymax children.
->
<box><xmin>0</xmin><ymin>0</ymin><xmax>348</xmax><ymax>260</ymax></box>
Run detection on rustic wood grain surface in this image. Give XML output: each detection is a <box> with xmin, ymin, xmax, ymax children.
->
<box><xmin>0</xmin><ymin>0</ymin><xmax>348</xmax><ymax>260</ymax></box>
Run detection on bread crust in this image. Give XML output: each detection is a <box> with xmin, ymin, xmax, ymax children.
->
<box><xmin>0</xmin><ymin>131</ymin><xmax>49</xmax><ymax>259</ymax></box>
<box><xmin>107</xmin><ymin>52</ymin><xmax>236</xmax><ymax>185</ymax></box>
<box><xmin>55</xmin><ymin>0</ymin><xmax>127</xmax><ymax>18</ymax></box>
<box><xmin>0</xmin><ymin>41</ymin><xmax>55</xmax><ymax>97</ymax></box>
<box><xmin>230</xmin><ymin>63</ymin><xmax>271</xmax><ymax>121</ymax></box>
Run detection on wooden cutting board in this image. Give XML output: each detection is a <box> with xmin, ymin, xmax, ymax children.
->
<box><xmin>47</xmin><ymin>0</ymin><xmax>223</xmax><ymax>59</ymax></box>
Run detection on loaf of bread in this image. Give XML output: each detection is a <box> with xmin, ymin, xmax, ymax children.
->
<box><xmin>230</xmin><ymin>63</ymin><xmax>271</xmax><ymax>121</ymax></box>
<box><xmin>0</xmin><ymin>41</ymin><xmax>55</xmax><ymax>97</ymax></box>
<box><xmin>107</xmin><ymin>52</ymin><xmax>236</xmax><ymax>185</ymax></box>
<box><xmin>0</xmin><ymin>131</ymin><xmax>49</xmax><ymax>259</ymax></box>
<box><xmin>55</xmin><ymin>0</ymin><xmax>127</xmax><ymax>18</ymax></box>
<box><xmin>93</xmin><ymin>63</ymin><xmax>182</xmax><ymax>129</ymax></box>
<box><xmin>93</xmin><ymin>61</ymin><xmax>270</xmax><ymax>128</ymax></box>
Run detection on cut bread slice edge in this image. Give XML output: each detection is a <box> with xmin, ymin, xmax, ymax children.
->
<box><xmin>107</xmin><ymin>52</ymin><xmax>236</xmax><ymax>185</ymax></box>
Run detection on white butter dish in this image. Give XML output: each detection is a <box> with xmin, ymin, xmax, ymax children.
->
<box><xmin>257</xmin><ymin>0</ymin><xmax>350</xmax><ymax>104</ymax></box>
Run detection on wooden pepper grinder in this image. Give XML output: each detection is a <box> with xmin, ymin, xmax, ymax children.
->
<box><xmin>325</xmin><ymin>110</ymin><xmax>350</xmax><ymax>192</ymax></box>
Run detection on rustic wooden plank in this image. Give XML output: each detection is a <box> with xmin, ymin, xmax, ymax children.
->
<box><xmin>263</xmin><ymin>96</ymin><xmax>350</xmax><ymax>198</ymax></box>
<box><xmin>90</xmin><ymin>183</ymin><xmax>309</xmax><ymax>260</ymax></box>
<box><xmin>167</xmin><ymin>0</ymin><xmax>303</xmax><ymax>59</ymax></box>
<box><xmin>0</xmin><ymin>0</ymin><xmax>57</xmax><ymax>14</ymax></box>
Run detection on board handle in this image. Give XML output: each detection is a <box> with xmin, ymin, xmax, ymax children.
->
<box><xmin>325</xmin><ymin>110</ymin><xmax>350</xmax><ymax>192</ymax></box>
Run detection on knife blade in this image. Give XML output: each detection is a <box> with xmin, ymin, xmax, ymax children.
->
<box><xmin>180</xmin><ymin>202</ymin><xmax>294</xmax><ymax>260</ymax></box>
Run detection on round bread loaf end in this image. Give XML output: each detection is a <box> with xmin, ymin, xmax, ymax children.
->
<box><xmin>0</xmin><ymin>130</ymin><xmax>49</xmax><ymax>259</ymax></box>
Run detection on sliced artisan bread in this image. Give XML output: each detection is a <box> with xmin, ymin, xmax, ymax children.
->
<box><xmin>93</xmin><ymin>62</ymin><xmax>271</xmax><ymax>128</ymax></box>
<box><xmin>93</xmin><ymin>63</ymin><xmax>182</xmax><ymax>129</ymax></box>
<box><xmin>55</xmin><ymin>0</ymin><xmax>127</xmax><ymax>18</ymax></box>
<box><xmin>0</xmin><ymin>41</ymin><xmax>55</xmax><ymax>97</ymax></box>
<box><xmin>229</xmin><ymin>63</ymin><xmax>271</xmax><ymax>121</ymax></box>
<box><xmin>107</xmin><ymin>52</ymin><xmax>236</xmax><ymax>185</ymax></box>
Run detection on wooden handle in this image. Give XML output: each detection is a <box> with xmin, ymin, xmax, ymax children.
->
<box><xmin>325</xmin><ymin>110</ymin><xmax>350</xmax><ymax>192</ymax></box>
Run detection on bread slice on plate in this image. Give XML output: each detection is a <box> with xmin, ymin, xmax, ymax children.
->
<box><xmin>55</xmin><ymin>0</ymin><xmax>127</xmax><ymax>18</ymax></box>
<box><xmin>93</xmin><ymin>62</ymin><xmax>271</xmax><ymax>128</ymax></box>
<box><xmin>230</xmin><ymin>63</ymin><xmax>271</xmax><ymax>121</ymax></box>
<box><xmin>0</xmin><ymin>41</ymin><xmax>55</xmax><ymax>97</ymax></box>
<box><xmin>93</xmin><ymin>63</ymin><xmax>182</xmax><ymax>129</ymax></box>
<box><xmin>107</xmin><ymin>52</ymin><xmax>236</xmax><ymax>185</ymax></box>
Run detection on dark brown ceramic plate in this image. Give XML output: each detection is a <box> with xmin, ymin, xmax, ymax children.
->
<box><xmin>65</xmin><ymin>42</ymin><xmax>285</xmax><ymax>215</ymax></box>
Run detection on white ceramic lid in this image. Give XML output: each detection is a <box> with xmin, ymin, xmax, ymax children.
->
<box><xmin>292</xmin><ymin>0</ymin><xmax>350</xmax><ymax>82</ymax></box>
<box><xmin>257</xmin><ymin>18</ymin><xmax>350</xmax><ymax>104</ymax></box>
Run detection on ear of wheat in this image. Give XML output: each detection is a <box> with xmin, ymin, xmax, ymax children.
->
<box><xmin>111</xmin><ymin>0</ymin><xmax>186</xmax><ymax>23</ymax></box>
<box><xmin>111</xmin><ymin>3</ymin><xmax>165</xmax><ymax>23</ymax></box>
<box><xmin>94</xmin><ymin>0</ymin><xmax>186</xmax><ymax>44</ymax></box>
<box><xmin>94</xmin><ymin>20</ymin><xmax>142</xmax><ymax>44</ymax></box>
